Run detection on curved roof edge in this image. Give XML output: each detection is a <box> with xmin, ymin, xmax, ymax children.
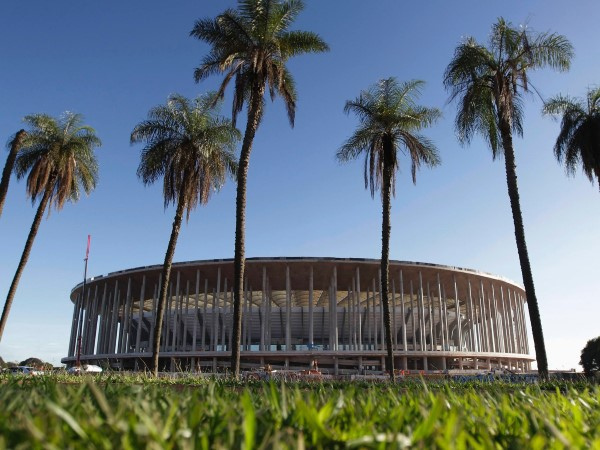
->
<box><xmin>71</xmin><ymin>256</ymin><xmax>524</xmax><ymax>295</ymax></box>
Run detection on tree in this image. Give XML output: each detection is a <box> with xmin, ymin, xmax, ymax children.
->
<box><xmin>543</xmin><ymin>87</ymin><xmax>600</xmax><ymax>189</ymax></box>
<box><xmin>580</xmin><ymin>336</ymin><xmax>600</xmax><ymax>377</ymax></box>
<box><xmin>131</xmin><ymin>94</ymin><xmax>239</xmax><ymax>376</ymax></box>
<box><xmin>0</xmin><ymin>129</ymin><xmax>27</xmax><ymax>217</ymax></box>
<box><xmin>190</xmin><ymin>0</ymin><xmax>328</xmax><ymax>377</ymax></box>
<box><xmin>338</xmin><ymin>78</ymin><xmax>440</xmax><ymax>382</ymax></box>
<box><xmin>443</xmin><ymin>18</ymin><xmax>572</xmax><ymax>380</ymax></box>
<box><xmin>0</xmin><ymin>113</ymin><xmax>100</xmax><ymax>342</ymax></box>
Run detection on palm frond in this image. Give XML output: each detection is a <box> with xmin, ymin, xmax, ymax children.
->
<box><xmin>132</xmin><ymin>93</ymin><xmax>240</xmax><ymax>216</ymax></box>
<box><xmin>339</xmin><ymin>77</ymin><xmax>440</xmax><ymax>197</ymax></box>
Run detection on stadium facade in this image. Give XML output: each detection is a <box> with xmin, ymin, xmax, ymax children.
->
<box><xmin>62</xmin><ymin>257</ymin><xmax>534</xmax><ymax>373</ymax></box>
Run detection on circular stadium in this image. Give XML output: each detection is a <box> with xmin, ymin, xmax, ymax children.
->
<box><xmin>62</xmin><ymin>257</ymin><xmax>534</xmax><ymax>373</ymax></box>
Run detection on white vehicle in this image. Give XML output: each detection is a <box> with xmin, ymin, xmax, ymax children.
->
<box><xmin>8</xmin><ymin>366</ymin><xmax>43</xmax><ymax>375</ymax></box>
<box><xmin>67</xmin><ymin>364</ymin><xmax>103</xmax><ymax>374</ymax></box>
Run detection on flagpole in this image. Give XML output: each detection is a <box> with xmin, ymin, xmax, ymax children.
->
<box><xmin>76</xmin><ymin>235</ymin><xmax>91</xmax><ymax>368</ymax></box>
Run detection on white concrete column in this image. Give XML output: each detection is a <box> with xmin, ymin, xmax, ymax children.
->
<box><xmin>80</xmin><ymin>289</ymin><xmax>91</xmax><ymax>355</ymax></box>
<box><xmin>426</xmin><ymin>282</ymin><xmax>434</xmax><ymax>351</ymax></box>
<box><xmin>100</xmin><ymin>293</ymin><xmax>110</xmax><ymax>354</ymax></box>
<box><xmin>150</xmin><ymin>280</ymin><xmax>158</xmax><ymax>352</ymax></box>
<box><xmin>418</xmin><ymin>272</ymin><xmax>426</xmax><ymax>351</ymax></box>
<box><xmin>378</xmin><ymin>269</ymin><xmax>384</xmax><ymax>351</ymax></box>
<box><xmin>171</xmin><ymin>272</ymin><xmax>181</xmax><ymax>352</ymax></box>
<box><xmin>163</xmin><ymin>282</ymin><xmax>172</xmax><ymax>352</ymax></box>
<box><xmin>82</xmin><ymin>290</ymin><xmax>92</xmax><ymax>355</ymax></box>
<box><xmin>507</xmin><ymin>289</ymin><xmax>517</xmax><ymax>353</ymax></box>
<box><xmin>410</xmin><ymin>280</ymin><xmax>417</xmax><ymax>352</ymax></box>
<box><xmin>442</xmin><ymin>284</ymin><xmax>450</xmax><ymax>351</ymax></box>
<box><xmin>182</xmin><ymin>280</ymin><xmax>190</xmax><ymax>352</ymax></box>
<box><xmin>247</xmin><ymin>283</ymin><xmax>252</xmax><ymax>351</ymax></box>
<box><xmin>392</xmin><ymin>278</ymin><xmax>397</xmax><ymax>350</ymax></box>
<box><xmin>400</xmin><ymin>270</ymin><xmax>406</xmax><ymax>352</ymax></box>
<box><xmin>68</xmin><ymin>294</ymin><xmax>81</xmax><ymax>357</ymax></box>
<box><xmin>88</xmin><ymin>285</ymin><xmax>101</xmax><ymax>354</ymax></box>
<box><xmin>365</xmin><ymin>285</ymin><xmax>371</xmax><ymax>349</ymax></box>
<box><xmin>97</xmin><ymin>283</ymin><xmax>108</xmax><ymax>354</ymax></box>
<box><xmin>356</xmin><ymin>267</ymin><xmax>362</xmax><ymax>351</ymax></box>
<box><xmin>372</xmin><ymin>278</ymin><xmax>378</xmax><ymax>349</ymax></box>
<box><xmin>488</xmin><ymin>286</ymin><xmax>497</xmax><ymax>353</ymax></box>
<box><xmin>519</xmin><ymin>296</ymin><xmax>528</xmax><ymax>354</ymax></box>
<box><xmin>123</xmin><ymin>278</ymin><xmax>133</xmax><ymax>353</ymax></box>
<box><xmin>478</xmin><ymin>282</ymin><xmax>488</xmax><ymax>352</ymax></box>
<box><xmin>265</xmin><ymin>278</ymin><xmax>271</xmax><ymax>351</ymax></box>
<box><xmin>214</xmin><ymin>267</ymin><xmax>221</xmax><ymax>351</ymax></box>
<box><xmin>467</xmin><ymin>278</ymin><xmax>476</xmax><ymax>352</ymax></box>
<box><xmin>437</xmin><ymin>274</ymin><xmax>444</xmax><ymax>351</ymax></box>
<box><xmin>499</xmin><ymin>286</ymin><xmax>510</xmax><ymax>354</ymax></box>
<box><xmin>491</xmin><ymin>284</ymin><xmax>502</xmax><ymax>353</ymax></box>
<box><xmin>202</xmin><ymin>278</ymin><xmax>208</xmax><ymax>351</ymax></box>
<box><xmin>192</xmin><ymin>270</ymin><xmax>200</xmax><ymax>351</ymax></box>
<box><xmin>109</xmin><ymin>282</ymin><xmax>120</xmax><ymax>354</ymax></box>
<box><xmin>221</xmin><ymin>278</ymin><xmax>227</xmax><ymax>350</ymax></box>
<box><xmin>285</xmin><ymin>266</ymin><xmax>291</xmax><ymax>350</ymax></box>
<box><xmin>486</xmin><ymin>283</ymin><xmax>498</xmax><ymax>352</ymax></box>
<box><xmin>229</xmin><ymin>286</ymin><xmax>234</xmax><ymax>350</ymax></box>
<box><xmin>514</xmin><ymin>291</ymin><xmax>523</xmax><ymax>353</ymax></box>
<box><xmin>521</xmin><ymin>296</ymin><xmax>530</xmax><ymax>355</ymax></box>
<box><xmin>243</xmin><ymin>277</ymin><xmax>248</xmax><ymax>351</ymax></box>
<box><xmin>135</xmin><ymin>275</ymin><xmax>146</xmax><ymax>353</ymax></box>
<box><xmin>333</xmin><ymin>266</ymin><xmax>338</xmax><ymax>351</ymax></box>
<box><xmin>454</xmin><ymin>275</ymin><xmax>462</xmax><ymax>352</ymax></box>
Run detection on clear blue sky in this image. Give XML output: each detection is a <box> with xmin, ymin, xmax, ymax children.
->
<box><xmin>1</xmin><ymin>0</ymin><xmax>598</xmax><ymax>369</ymax></box>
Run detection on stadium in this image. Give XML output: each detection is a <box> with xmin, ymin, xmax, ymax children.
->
<box><xmin>62</xmin><ymin>257</ymin><xmax>534</xmax><ymax>373</ymax></box>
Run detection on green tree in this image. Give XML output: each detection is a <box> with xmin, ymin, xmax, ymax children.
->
<box><xmin>543</xmin><ymin>87</ymin><xmax>600</xmax><ymax>189</ymax></box>
<box><xmin>0</xmin><ymin>113</ymin><xmax>100</xmax><ymax>342</ymax></box>
<box><xmin>338</xmin><ymin>78</ymin><xmax>440</xmax><ymax>382</ymax></box>
<box><xmin>580</xmin><ymin>336</ymin><xmax>600</xmax><ymax>377</ymax></box>
<box><xmin>131</xmin><ymin>94</ymin><xmax>239</xmax><ymax>376</ymax></box>
<box><xmin>190</xmin><ymin>0</ymin><xmax>328</xmax><ymax>377</ymax></box>
<box><xmin>0</xmin><ymin>129</ymin><xmax>27</xmax><ymax>217</ymax></box>
<box><xmin>443</xmin><ymin>18</ymin><xmax>572</xmax><ymax>379</ymax></box>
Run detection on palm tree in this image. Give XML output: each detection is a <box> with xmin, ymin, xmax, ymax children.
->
<box><xmin>443</xmin><ymin>18</ymin><xmax>573</xmax><ymax>379</ymax></box>
<box><xmin>0</xmin><ymin>129</ymin><xmax>27</xmax><ymax>217</ymax></box>
<box><xmin>131</xmin><ymin>93</ymin><xmax>239</xmax><ymax>376</ymax></box>
<box><xmin>190</xmin><ymin>0</ymin><xmax>328</xmax><ymax>377</ymax></box>
<box><xmin>0</xmin><ymin>113</ymin><xmax>100</xmax><ymax>342</ymax></box>
<box><xmin>338</xmin><ymin>78</ymin><xmax>441</xmax><ymax>382</ymax></box>
<box><xmin>543</xmin><ymin>87</ymin><xmax>600</xmax><ymax>189</ymax></box>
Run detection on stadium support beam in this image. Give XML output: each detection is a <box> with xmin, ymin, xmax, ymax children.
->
<box><xmin>308</xmin><ymin>266</ymin><xmax>314</xmax><ymax>349</ymax></box>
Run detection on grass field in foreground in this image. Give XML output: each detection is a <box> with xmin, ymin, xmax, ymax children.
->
<box><xmin>0</xmin><ymin>375</ymin><xmax>598</xmax><ymax>449</ymax></box>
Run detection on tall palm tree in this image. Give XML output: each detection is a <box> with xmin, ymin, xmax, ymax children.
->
<box><xmin>338</xmin><ymin>78</ymin><xmax>440</xmax><ymax>382</ymax></box>
<box><xmin>131</xmin><ymin>93</ymin><xmax>239</xmax><ymax>376</ymax></box>
<box><xmin>543</xmin><ymin>87</ymin><xmax>600</xmax><ymax>189</ymax></box>
<box><xmin>443</xmin><ymin>18</ymin><xmax>573</xmax><ymax>379</ymax></box>
<box><xmin>0</xmin><ymin>129</ymin><xmax>27</xmax><ymax>217</ymax></box>
<box><xmin>190</xmin><ymin>0</ymin><xmax>328</xmax><ymax>377</ymax></box>
<box><xmin>0</xmin><ymin>113</ymin><xmax>100</xmax><ymax>342</ymax></box>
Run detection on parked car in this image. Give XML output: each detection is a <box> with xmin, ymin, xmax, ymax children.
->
<box><xmin>67</xmin><ymin>364</ymin><xmax>103</xmax><ymax>374</ymax></box>
<box><xmin>8</xmin><ymin>366</ymin><xmax>43</xmax><ymax>375</ymax></box>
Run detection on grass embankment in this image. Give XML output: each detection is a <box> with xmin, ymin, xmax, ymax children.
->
<box><xmin>0</xmin><ymin>374</ymin><xmax>598</xmax><ymax>448</ymax></box>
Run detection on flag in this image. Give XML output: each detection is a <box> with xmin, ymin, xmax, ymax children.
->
<box><xmin>85</xmin><ymin>235</ymin><xmax>91</xmax><ymax>260</ymax></box>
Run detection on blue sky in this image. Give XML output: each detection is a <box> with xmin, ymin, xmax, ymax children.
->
<box><xmin>0</xmin><ymin>0</ymin><xmax>598</xmax><ymax>369</ymax></box>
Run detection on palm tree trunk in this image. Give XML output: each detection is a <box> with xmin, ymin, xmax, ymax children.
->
<box><xmin>0</xmin><ymin>129</ymin><xmax>26</xmax><ymax>218</ymax></box>
<box><xmin>151</xmin><ymin>189</ymin><xmax>187</xmax><ymax>377</ymax></box>
<box><xmin>499</xmin><ymin>118</ymin><xmax>548</xmax><ymax>380</ymax></box>
<box><xmin>231</xmin><ymin>81</ymin><xmax>265</xmax><ymax>379</ymax></box>
<box><xmin>0</xmin><ymin>183</ymin><xmax>51</xmax><ymax>342</ymax></box>
<box><xmin>381</xmin><ymin>141</ymin><xmax>395</xmax><ymax>382</ymax></box>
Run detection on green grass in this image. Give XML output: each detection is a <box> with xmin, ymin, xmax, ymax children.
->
<box><xmin>0</xmin><ymin>374</ymin><xmax>598</xmax><ymax>449</ymax></box>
